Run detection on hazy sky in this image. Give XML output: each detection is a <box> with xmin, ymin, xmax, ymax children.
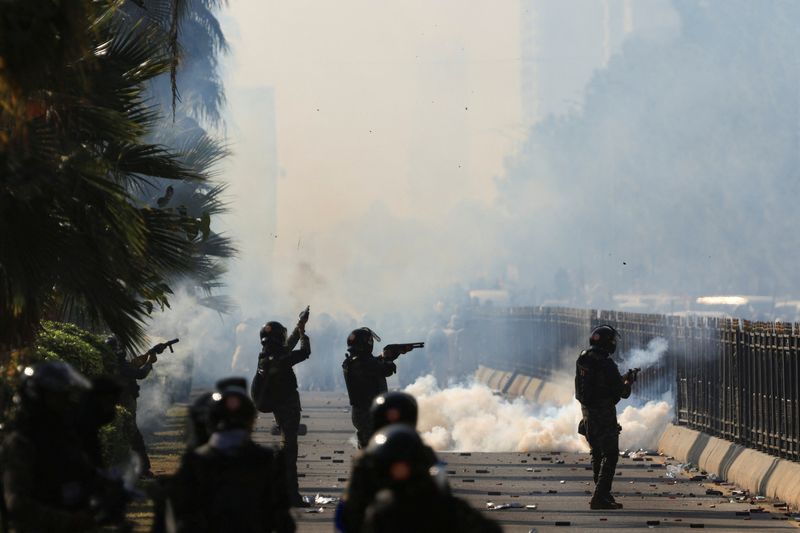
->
<box><xmin>221</xmin><ymin>2</ymin><xmax>523</xmax><ymax>220</ymax></box>
<box><xmin>218</xmin><ymin>1</ymin><xmax>527</xmax><ymax>314</ymax></box>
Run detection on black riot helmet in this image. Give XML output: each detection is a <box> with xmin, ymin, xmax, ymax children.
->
<box><xmin>207</xmin><ymin>378</ymin><xmax>257</xmax><ymax>432</ymax></box>
<box><xmin>589</xmin><ymin>325</ymin><xmax>620</xmax><ymax>355</ymax></box>
<box><xmin>260</xmin><ymin>321</ymin><xmax>287</xmax><ymax>348</ymax></box>
<box><xmin>371</xmin><ymin>391</ymin><xmax>418</xmax><ymax>431</ymax></box>
<box><xmin>188</xmin><ymin>391</ymin><xmax>215</xmax><ymax>449</ymax></box>
<box><xmin>347</xmin><ymin>327</ymin><xmax>381</xmax><ymax>355</ymax></box>
<box><xmin>18</xmin><ymin>361</ymin><xmax>91</xmax><ymax>414</ymax></box>
<box><xmin>105</xmin><ymin>334</ymin><xmax>125</xmax><ymax>358</ymax></box>
<box><xmin>365</xmin><ymin>424</ymin><xmax>430</xmax><ymax>484</ymax></box>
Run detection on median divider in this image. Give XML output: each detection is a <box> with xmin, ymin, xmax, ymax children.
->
<box><xmin>658</xmin><ymin>423</ymin><xmax>800</xmax><ymax>509</ymax></box>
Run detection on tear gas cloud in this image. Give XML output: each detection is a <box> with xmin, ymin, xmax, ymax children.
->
<box><xmin>619</xmin><ymin>337</ymin><xmax>669</xmax><ymax>371</ymax></box>
<box><xmin>404</xmin><ymin>338</ymin><xmax>675</xmax><ymax>453</ymax></box>
<box><xmin>140</xmin><ymin>2</ymin><xmax>799</xmax><ymax>425</ymax></box>
<box><xmin>406</xmin><ymin>375</ymin><xmax>671</xmax><ymax>453</ymax></box>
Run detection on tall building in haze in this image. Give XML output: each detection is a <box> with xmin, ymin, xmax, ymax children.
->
<box><xmin>519</xmin><ymin>0</ymin><xmax>634</xmax><ymax>128</ymax></box>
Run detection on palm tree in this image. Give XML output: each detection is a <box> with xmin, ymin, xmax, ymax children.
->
<box><xmin>0</xmin><ymin>0</ymin><xmax>226</xmax><ymax>354</ymax></box>
<box><xmin>120</xmin><ymin>1</ymin><xmax>236</xmax><ymax>313</ymax></box>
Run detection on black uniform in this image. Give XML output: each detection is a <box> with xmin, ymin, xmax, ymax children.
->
<box><xmin>342</xmin><ymin>355</ymin><xmax>396</xmax><ymax>448</ymax></box>
<box><xmin>2</xmin><ymin>380</ymin><xmax>127</xmax><ymax>532</ymax></box>
<box><xmin>362</xmin><ymin>478</ymin><xmax>500</xmax><ymax>533</ymax></box>
<box><xmin>575</xmin><ymin>347</ymin><xmax>631</xmax><ymax>504</ymax></box>
<box><xmin>257</xmin><ymin>329</ymin><xmax>310</xmax><ymax>504</ymax></box>
<box><xmin>170</xmin><ymin>438</ymin><xmax>295</xmax><ymax>533</ymax></box>
<box><xmin>2</xmin><ymin>417</ymin><xmax>98</xmax><ymax>532</ymax></box>
<box><xmin>119</xmin><ymin>355</ymin><xmax>154</xmax><ymax>472</ymax></box>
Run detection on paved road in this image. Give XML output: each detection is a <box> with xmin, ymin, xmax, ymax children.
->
<box><xmin>252</xmin><ymin>392</ymin><xmax>799</xmax><ymax>533</ymax></box>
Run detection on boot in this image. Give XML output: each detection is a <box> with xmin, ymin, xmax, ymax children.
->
<box><xmin>590</xmin><ymin>496</ymin><xmax>622</xmax><ymax>510</ymax></box>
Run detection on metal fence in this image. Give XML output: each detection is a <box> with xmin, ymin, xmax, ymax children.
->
<box><xmin>460</xmin><ymin>306</ymin><xmax>800</xmax><ymax>462</ymax></box>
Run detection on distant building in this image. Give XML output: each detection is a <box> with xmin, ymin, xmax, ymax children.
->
<box><xmin>519</xmin><ymin>0</ymin><xmax>633</xmax><ymax>128</ymax></box>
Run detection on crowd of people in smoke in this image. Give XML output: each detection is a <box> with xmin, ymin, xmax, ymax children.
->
<box><xmin>0</xmin><ymin>303</ymin><xmax>636</xmax><ymax>532</ymax></box>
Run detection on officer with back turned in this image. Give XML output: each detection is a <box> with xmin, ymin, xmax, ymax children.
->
<box><xmin>358</xmin><ymin>425</ymin><xmax>501</xmax><ymax>533</ymax></box>
<box><xmin>169</xmin><ymin>379</ymin><xmax>294</xmax><ymax>533</ymax></box>
<box><xmin>1</xmin><ymin>362</ymin><xmax>128</xmax><ymax>532</ymax></box>
<box><xmin>339</xmin><ymin>391</ymin><xmax>443</xmax><ymax>533</ymax></box>
<box><xmin>575</xmin><ymin>324</ymin><xmax>637</xmax><ymax>510</ymax></box>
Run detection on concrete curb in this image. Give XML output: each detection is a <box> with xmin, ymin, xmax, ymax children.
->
<box><xmin>476</xmin><ymin>367</ymin><xmax>573</xmax><ymax>405</ymax></box>
<box><xmin>658</xmin><ymin>423</ymin><xmax>800</xmax><ymax>509</ymax></box>
<box><xmin>476</xmin><ymin>367</ymin><xmax>800</xmax><ymax>509</ymax></box>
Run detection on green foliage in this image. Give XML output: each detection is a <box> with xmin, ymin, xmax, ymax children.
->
<box><xmin>99</xmin><ymin>405</ymin><xmax>136</xmax><ymax>467</ymax></box>
<box><xmin>0</xmin><ymin>0</ymin><xmax>231</xmax><ymax>350</ymax></box>
<box><xmin>33</xmin><ymin>321</ymin><xmax>110</xmax><ymax>377</ymax></box>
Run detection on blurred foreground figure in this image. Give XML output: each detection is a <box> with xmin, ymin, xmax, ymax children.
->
<box><xmin>342</xmin><ymin>328</ymin><xmax>424</xmax><ymax>448</ymax></box>
<box><xmin>1</xmin><ymin>362</ymin><xmax>129</xmax><ymax>532</ymax></box>
<box><xmin>575</xmin><ymin>324</ymin><xmax>637</xmax><ymax>510</ymax></box>
<box><xmin>359</xmin><ymin>426</ymin><xmax>500</xmax><ymax>533</ymax></box>
<box><xmin>169</xmin><ymin>379</ymin><xmax>294</xmax><ymax>533</ymax></box>
<box><xmin>339</xmin><ymin>391</ymin><xmax>442</xmax><ymax>533</ymax></box>
<box><xmin>251</xmin><ymin>307</ymin><xmax>311</xmax><ymax>507</ymax></box>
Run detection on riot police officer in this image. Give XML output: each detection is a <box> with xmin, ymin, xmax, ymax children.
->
<box><xmin>253</xmin><ymin>310</ymin><xmax>310</xmax><ymax>507</ymax></box>
<box><xmin>575</xmin><ymin>325</ymin><xmax>635</xmax><ymax>510</ymax></box>
<box><xmin>1</xmin><ymin>361</ymin><xmax>127</xmax><ymax>532</ymax></box>
<box><xmin>340</xmin><ymin>391</ymin><xmax>441</xmax><ymax>533</ymax></box>
<box><xmin>105</xmin><ymin>335</ymin><xmax>168</xmax><ymax>477</ymax></box>
<box><xmin>359</xmin><ymin>425</ymin><xmax>500</xmax><ymax>533</ymax></box>
<box><xmin>342</xmin><ymin>328</ymin><xmax>401</xmax><ymax>448</ymax></box>
<box><xmin>169</xmin><ymin>379</ymin><xmax>295</xmax><ymax>533</ymax></box>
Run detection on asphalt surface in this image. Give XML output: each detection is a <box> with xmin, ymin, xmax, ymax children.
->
<box><xmin>253</xmin><ymin>391</ymin><xmax>800</xmax><ymax>533</ymax></box>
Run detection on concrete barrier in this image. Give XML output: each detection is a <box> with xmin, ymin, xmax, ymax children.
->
<box><xmin>506</xmin><ymin>374</ymin><xmax>531</xmax><ymax>397</ymax></box>
<box><xmin>474</xmin><ymin>367</ymin><xmax>518</xmax><ymax>395</ymax></box>
<box><xmin>474</xmin><ymin>365</ymin><xmax>494</xmax><ymax>386</ymax></box>
<box><xmin>522</xmin><ymin>377</ymin><xmax>545</xmax><ymax>402</ymax></box>
<box><xmin>658</xmin><ymin>423</ymin><xmax>800</xmax><ymax>509</ymax></box>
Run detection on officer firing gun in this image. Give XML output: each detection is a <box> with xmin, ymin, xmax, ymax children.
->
<box><xmin>343</xmin><ymin>328</ymin><xmax>426</xmax><ymax>448</ymax></box>
<box><xmin>624</xmin><ymin>367</ymin><xmax>641</xmax><ymax>384</ymax></box>
<box><xmin>106</xmin><ymin>335</ymin><xmax>180</xmax><ymax>478</ymax></box>
<box><xmin>130</xmin><ymin>338</ymin><xmax>179</xmax><ymax>367</ymax></box>
<box><xmin>380</xmin><ymin>342</ymin><xmax>425</xmax><ymax>362</ymax></box>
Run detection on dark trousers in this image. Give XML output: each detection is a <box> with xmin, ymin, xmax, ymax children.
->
<box><xmin>581</xmin><ymin>407</ymin><xmax>620</xmax><ymax>501</ymax></box>
<box><xmin>273</xmin><ymin>401</ymin><xmax>301</xmax><ymax>502</ymax></box>
<box><xmin>122</xmin><ymin>396</ymin><xmax>151</xmax><ymax>472</ymax></box>
<box><xmin>351</xmin><ymin>405</ymin><xmax>373</xmax><ymax>449</ymax></box>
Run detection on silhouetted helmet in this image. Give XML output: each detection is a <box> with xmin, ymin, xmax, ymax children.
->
<box><xmin>207</xmin><ymin>379</ymin><xmax>256</xmax><ymax>432</ymax></box>
<box><xmin>18</xmin><ymin>361</ymin><xmax>91</xmax><ymax>412</ymax></box>
<box><xmin>188</xmin><ymin>391</ymin><xmax>215</xmax><ymax>449</ymax></box>
<box><xmin>105</xmin><ymin>335</ymin><xmax>125</xmax><ymax>357</ymax></box>
<box><xmin>347</xmin><ymin>327</ymin><xmax>381</xmax><ymax>354</ymax></box>
<box><xmin>365</xmin><ymin>424</ymin><xmax>429</xmax><ymax>484</ymax></box>
<box><xmin>371</xmin><ymin>391</ymin><xmax>418</xmax><ymax>431</ymax></box>
<box><xmin>589</xmin><ymin>325</ymin><xmax>620</xmax><ymax>354</ymax></box>
<box><xmin>260</xmin><ymin>321</ymin><xmax>287</xmax><ymax>347</ymax></box>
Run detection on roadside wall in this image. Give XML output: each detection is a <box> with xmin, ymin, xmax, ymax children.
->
<box><xmin>659</xmin><ymin>423</ymin><xmax>800</xmax><ymax>509</ymax></box>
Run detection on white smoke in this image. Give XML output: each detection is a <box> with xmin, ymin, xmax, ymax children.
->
<box><xmin>405</xmin><ymin>374</ymin><xmax>672</xmax><ymax>453</ymax></box>
<box><xmin>618</xmin><ymin>337</ymin><xmax>669</xmax><ymax>370</ymax></box>
<box><xmin>618</xmin><ymin>399</ymin><xmax>672</xmax><ymax>451</ymax></box>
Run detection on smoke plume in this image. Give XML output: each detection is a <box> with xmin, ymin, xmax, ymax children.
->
<box><xmin>405</xmin><ymin>375</ymin><xmax>671</xmax><ymax>453</ymax></box>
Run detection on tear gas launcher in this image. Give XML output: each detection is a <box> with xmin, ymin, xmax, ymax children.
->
<box><xmin>132</xmin><ymin>338</ymin><xmax>179</xmax><ymax>367</ymax></box>
<box><xmin>381</xmin><ymin>342</ymin><xmax>425</xmax><ymax>362</ymax></box>
<box><xmin>625</xmin><ymin>367</ymin><xmax>641</xmax><ymax>383</ymax></box>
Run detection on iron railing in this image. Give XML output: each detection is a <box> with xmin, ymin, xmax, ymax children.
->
<box><xmin>458</xmin><ymin>306</ymin><xmax>799</xmax><ymax>462</ymax></box>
